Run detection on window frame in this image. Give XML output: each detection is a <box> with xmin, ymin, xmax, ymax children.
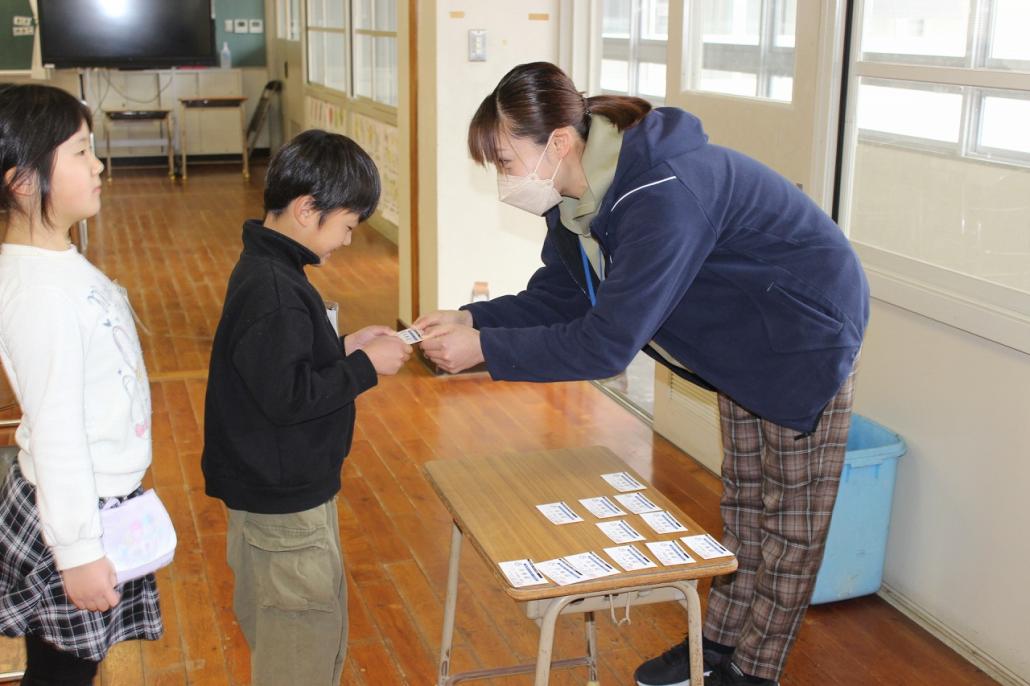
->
<box><xmin>601</xmin><ymin>0</ymin><xmax>669</xmax><ymax>105</ymax></box>
<box><xmin>837</xmin><ymin>0</ymin><xmax>1030</xmax><ymax>354</ymax></box>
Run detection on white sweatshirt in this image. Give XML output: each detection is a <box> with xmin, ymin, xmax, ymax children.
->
<box><xmin>0</xmin><ymin>243</ymin><xmax>152</xmax><ymax>570</ymax></box>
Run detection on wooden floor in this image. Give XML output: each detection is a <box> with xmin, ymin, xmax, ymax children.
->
<box><xmin>0</xmin><ymin>165</ymin><xmax>997</xmax><ymax>685</ymax></box>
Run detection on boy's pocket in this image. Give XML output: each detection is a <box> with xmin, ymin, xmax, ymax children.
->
<box><xmin>243</xmin><ymin>507</ymin><xmax>339</xmax><ymax>612</ymax></box>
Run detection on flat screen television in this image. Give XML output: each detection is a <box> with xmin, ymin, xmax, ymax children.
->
<box><xmin>38</xmin><ymin>0</ymin><xmax>215</xmax><ymax>69</ymax></box>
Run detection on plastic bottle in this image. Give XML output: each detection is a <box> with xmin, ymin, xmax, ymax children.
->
<box><xmin>220</xmin><ymin>41</ymin><xmax>232</xmax><ymax>69</ymax></box>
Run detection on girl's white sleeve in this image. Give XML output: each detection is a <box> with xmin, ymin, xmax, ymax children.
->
<box><xmin>1</xmin><ymin>288</ymin><xmax>103</xmax><ymax>570</ymax></box>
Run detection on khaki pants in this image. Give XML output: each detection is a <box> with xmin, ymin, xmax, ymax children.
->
<box><xmin>227</xmin><ymin>499</ymin><xmax>347</xmax><ymax>686</ymax></box>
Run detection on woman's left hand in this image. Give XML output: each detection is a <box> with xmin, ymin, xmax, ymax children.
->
<box><xmin>344</xmin><ymin>325</ymin><xmax>395</xmax><ymax>355</ymax></box>
<box><xmin>420</xmin><ymin>325</ymin><xmax>484</xmax><ymax>373</ymax></box>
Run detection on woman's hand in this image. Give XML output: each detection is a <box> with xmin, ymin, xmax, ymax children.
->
<box><xmin>61</xmin><ymin>557</ymin><xmax>120</xmax><ymax>612</ymax></box>
<box><xmin>419</xmin><ymin>324</ymin><xmax>484</xmax><ymax>373</ymax></box>
<box><xmin>343</xmin><ymin>325</ymin><xmax>395</xmax><ymax>355</ymax></box>
<box><xmin>413</xmin><ymin>309</ymin><xmax>472</xmax><ymax>334</ymax></box>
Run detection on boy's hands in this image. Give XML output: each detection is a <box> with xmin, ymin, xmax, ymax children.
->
<box><xmin>343</xmin><ymin>325</ymin><xmax>395</xmax><ymax>355</ymax></box>
<box><xmin>61</xmin><ymin>557</ymin><xmax>120</xmax><ymax>612</ymax></box>
<box><xmin>362</xmin><ymin>335</ymin><xmax>412</xmax><ymax>375</ymax></box>
<box><xmin>413</xmin><ymin>309</ymin><xmax>472</xmax><ymax>333</ymax></box>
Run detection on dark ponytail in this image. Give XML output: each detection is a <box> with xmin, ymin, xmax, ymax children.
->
<box><xmin>468</xmin><ymin>62</ymin><xmax>651</xmax><ymax>167</ymax></box>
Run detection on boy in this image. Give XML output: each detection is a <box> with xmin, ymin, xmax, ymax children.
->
<box><xmin>202</xmin><ymin>130</ymin><xmax>411</xmax><ymax>686</ymax></box>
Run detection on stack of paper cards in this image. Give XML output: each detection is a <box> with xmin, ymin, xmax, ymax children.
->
<box><xmin>614</xmin><ymin>492</ymin><xmax>661</xmax><ymax>514</ymax></box>
<box><xmin>646</xmin><ymin>540</ymin><xmax>696</xmax><ymax>566</ymax></box>
<box><xmin>640</xmin><ymin>510</ymin><xmax>688</xmax><ymax>535</ymax></box>
<box><xmin>604</xmin><ymin>545</ymin><xmax>658</xmax><ymax>571</ymax></box>
<box><xmin>596</xmin><ymin>519</ymin><xmax>646</xmax><ymax>544</ymax></box>
<box><xmin>681</xmin><ymin>534</ymin><xmax>733</xmax><ymax>559</ymax></box>
<box><xmin>498</xmin><ymin>559</ymin><xmax>548</xmax><ymax>587</ymax></box>
<box><xmin>601</xmin><ymin>471</ymin><xmax>646</xmax><ymax>492</ymax></box>
<box><xmin>536</xmin><ymin>501</ymin><xmax>584</xmax><ymax>525</ymax></box>
<box><xmin>578</xmin><ymin>496</ymin><xmax>625</xmax><ymax>518</ymax></box>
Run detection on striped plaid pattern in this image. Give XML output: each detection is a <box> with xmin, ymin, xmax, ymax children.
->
<box><xmin>703</xmin><ymin>365</ymin><xmax>857</xmax><ymax>681</ymax></box>
<box><xmin>0</xmin><ymin>464</ymin><xmax>163</xmax><ymax>662</ymax></box>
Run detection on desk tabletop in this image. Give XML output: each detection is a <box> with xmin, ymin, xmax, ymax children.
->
<box><xmin>179</xmin><ymin>97</ymin><xmax>247</xmax><ymax>107</ymax></box>
<box><xmin>425</xmin><ymin>446</ymin><xmax>737</xmax><ymax>600</ymax></box>
<box><xmin>103</xmin><ymin>109</ymin><xmax>171</xmax><ymax>120</ymax></box>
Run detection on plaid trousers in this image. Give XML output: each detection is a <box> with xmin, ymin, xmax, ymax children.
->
<box><xmin>703</xmin><ymin>365</ymin><xmax>856</xmax><ymax>681</ymax></box>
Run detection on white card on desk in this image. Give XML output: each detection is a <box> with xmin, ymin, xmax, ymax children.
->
<box><xmin>614</xmin><ymin>492</ymin><xmax>661</xmax><ymax>514</ymax></box>
<box><xmin>498</xmin><ymin>559</ymin><xmax>548</xmax><ymax>587</ymax></box>
<box><xmin>681</xmin><ymin>534</ymin><xmax>733</xmax><ymax>560</ymax></box>
<box><xmin>564</xmin><ymin>551</ymin><xmax>619</xmax><ymax>579</ymax></box>
<box><xmin>395</xmin><ymin>327</ymin><xmax>424</xmax><ymax>344</ymax></box>
<box><xmin>579</xmin><ymin>496</ymin><xmax>625</xmax><ymax>519</ymax></box>
<box><xmin>640</xmin><ymin>510</ymin><xmax>688</xmax><ymax>535</ymax></box>
<box><xmin>536</xmin><ymin>501</ymin><xmax>584</xmax><ymax>525</ymax></box>
<box><xmin>536</xmin><ymin>557</ymin><xmax>587</xmax><ymax>586</ymax></box>
<box><xmin>596</xmin><ymin>519</ymin><xmax>646</xmax><ymax>544</ymax></box>
<box><xmin>646</xmin><ymin>540</ymin><xmax>696</xmax><ymax>566</ymax></box>
<box><xmin>601</xmin><ymin>471</ymin><xmax>646</xmax><ymax>492</ymax></box>
<box><xmin>604</xmin><ymin>544</ymin><xmax>658</xmax><ymax>571</ymax></box>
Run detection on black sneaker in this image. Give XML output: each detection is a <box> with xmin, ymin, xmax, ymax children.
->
<box><xmin>717</xmin><ymin>661</ymin><xmax>778</xmax><ymax>686</ymax></box>
<box><xmin>634</xmin><ymin>638</ymin><xmax>725</xmax><ymax>686</ymax></box>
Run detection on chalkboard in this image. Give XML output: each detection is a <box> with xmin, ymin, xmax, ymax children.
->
<box><xmin>0</xmin><ymin>0</ymin><xmax>34</xmax><ymax>72</ymax></box>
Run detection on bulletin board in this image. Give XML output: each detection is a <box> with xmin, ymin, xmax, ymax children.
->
<box><xmin>0</xmin><ymin>0</ymin><xmax>34</xmax><ymax>73</ymax></box>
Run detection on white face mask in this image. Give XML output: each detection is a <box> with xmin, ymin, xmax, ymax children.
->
<box><xmin>497</xmin><ymin>133</ymin><xmax>563</xmax><ymax>216</ymax></box>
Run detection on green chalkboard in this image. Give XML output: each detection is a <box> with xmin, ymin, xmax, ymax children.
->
<box><xmin>0</xmin><ymin>0</ymin><xmax>34</xmax><ymax>72</ymax></box>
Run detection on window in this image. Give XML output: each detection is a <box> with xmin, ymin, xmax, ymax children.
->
<box><xmin>601</xmin><ymin>0</ymin><xmax>669</xmax><ymax>104</ymax></box>
<box><xmin>352</xmin><ymin>0</ymin><xmax>398</xmax><ymax>107</ymax></box>
<box><xmin>839</xmin><ymin>0</ymin><xmax>1030</xmax><ymax>352</ymax></box>
<box><xmin>305</xmin><ymin>0</ymin><xmax>397</xmax><ymax>108</ymax></box>
<box><xmin>277</xmin><ymin>0</ymin><xmax>300</xmax><ymax>41</ymax></box>
<box><xmin>307</xmin><ymin>0</ymin><xmax>348</xmax><ymax>92</ymax></box>
<box><xmin>681</xmin><ymin>0</ymin><xmax>797</xmax><ymax>102</ymax></box>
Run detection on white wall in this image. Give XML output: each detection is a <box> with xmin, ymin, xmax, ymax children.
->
<box><xmin>855</xmin><ymin>301</ymin><xmax>1030</xmax><ymax>682</ymax></box>
<box><xmin>416</xmin><ymin>2</ymin><xmax>561</xmax><ymax>314</ymax></box>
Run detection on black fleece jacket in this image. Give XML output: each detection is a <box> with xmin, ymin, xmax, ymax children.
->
<box><xmin>202</xmin><ymin>220</ymin><xmax>378</xmax><ymax>513</ymax></box>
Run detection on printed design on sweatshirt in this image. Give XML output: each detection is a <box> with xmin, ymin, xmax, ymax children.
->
<box><xmin>87</xmin><ymin>283</ymin><xmax>151</xmax><ymax>438</ymax></box>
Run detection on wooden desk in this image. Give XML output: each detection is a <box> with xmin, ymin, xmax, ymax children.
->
<box><xmin>425</xmin><ymin>446</ymin><xmax>737</xmax><ymax>686</ymax></box>
<box><xmin>177</xmin><ymin>97</ymin><xmax>249</xmax><ymax>181</ymax></box>
<box><xmin>101</xmin><ymin>109</ymin><xmax>174</xmax><ymax>182</ymax></box>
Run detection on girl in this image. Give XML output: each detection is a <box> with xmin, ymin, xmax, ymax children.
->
<box><xmin>0</xmin><ymin>84</ymin><xmax>162</xmax><ymax>685</ymax></box>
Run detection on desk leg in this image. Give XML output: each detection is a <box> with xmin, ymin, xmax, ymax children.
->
<box><xmin>584</xmin><ymin>610</ymin><xmax>599</xmax><ymax>686</ymax></box>
<box><xmin>165</xmin><ymin>115</ymin><xmax>174</xmax><ymax>179</ymax></box>
<box><xmin>438</xmin><ymin>522</ymin><xmax>462</xmax><ymax>686</ymax></box>
<box><xmin>534</xmin><ymin>595</ymin><xmax>579</xmax><ymax>686</ymax></box>
<box><xmin>240</xmin><ymin>104</ymin><xmax>250</xmax><ymax>180</ymax></box>
<box><xmin>673</xmin><ymin>580</ymin><xmax>705</xmax><ymax>685</ymax></box>
<box><xmin>105</xmin><ymin>123</ymin><xmax>113</xmax><ymax>184</ymax></box>
<box><xmin>180</xmin><ymin>105</ymin><xmax>188</xmax><ymax>181</ymax></box>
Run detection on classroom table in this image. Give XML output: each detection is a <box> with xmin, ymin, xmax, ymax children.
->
<box><xmin>102</xmin><ymin>109</ymin><xmax>175</xmax><ymax>182</ymax></box>
<box><xmin>177</xmin><ymin>96</ymin><xmax>249</xmax><ymax>180</ymax></box>
<box><xmin>424</xmin><ymin>446</ymin><xmax>738</xmax><ymax>686</ymax></box>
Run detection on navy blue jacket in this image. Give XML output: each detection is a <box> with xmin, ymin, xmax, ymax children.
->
<box><xmin>463</xmin><ymin>108</ymin><xmax>868</xmax><ymax>433</ymax></box>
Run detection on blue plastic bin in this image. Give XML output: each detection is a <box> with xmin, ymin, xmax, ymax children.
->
<box><xmin>810</xmin><ymin>415</ymin><xmax>906</xmax><ymax>604</ymax></box>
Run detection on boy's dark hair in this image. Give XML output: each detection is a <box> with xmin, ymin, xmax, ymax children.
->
<box><xmin>0</xmin><ymin>84</ymin><xmax>93</xmax><ymax>227</ymax></box>
<box><xmin>264</xmin><ymin>129</ymin><xmax>381</xmax><ymax>223</ymax></box>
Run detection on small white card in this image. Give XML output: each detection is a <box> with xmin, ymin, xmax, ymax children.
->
<box><xmin>564</xmin><ymin>551</ymin><xmax>619</xmax><ymax>579</ymax></box>
<box><xmin>536</xmin><ymin>501</ymin><xmax>584</xmax><ymax>525</ymax></box>
<box><xmin>681</xmin><ymin>534</ymin><xmax>733</xmax><ymax>560</ymax></box>
<box><xmin>646</xmin><ymin>540</ymin><xmax>696</xmax><ymax>566</ymax></box>
<box><xmin>498</xmin><ymin>559</ymin><xmax>548</xmax><ymax>587</ymax></box>
<box><xmin>601</xmin><ymin>471</ymin><xmax>646</xmax><ymax>492</ymax></box>
<box><xmin>578</xmin><ymin>496</ymin><xmax>626</xmax><ymax>519</ymax></box>
<box><xmin>395</xmin><ymin>327</ymin><xmax>424</xmax><ymax>344</ymax></box>
<box><xmin>596</xmin><ymin>519</ymin><xmax>646</xmax><ymax>544</ymax></box>
<box><xmin>614</xmin><ymin>492</ymin><xmax>661</xmax><ymax>514</ymax></box>
<box><xmin>604</xmin><ymin>545</ymin><xmax>658</xmax><ymax>571</ymax></box>
<box><xmin>640</xmin><ymin>510</ymin><xmax>689</xmax><ymax>535</ymax></box>
<box><xmin>535</xmin><ymin>557</ymin><xmax>587</xmax><ymax>586</ymax></box>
